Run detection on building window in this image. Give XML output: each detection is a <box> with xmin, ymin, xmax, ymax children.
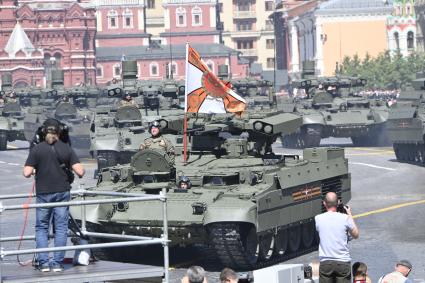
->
<box><xmin>96</xmin><ymin>66</ymin><xmax>103</xmax><ymax>78</ymax></box>
<box><xmin>394</xmin><ymin>32</ymin><xmax>400</xmax><ymax>50</ymax></box>
<box><xmin>265</xmin><ymin>1</ymin><xmax>274</xmax><ymax>11</ymax></box>
<box><xmin>237</xmin><ymin>40</ymin><xmax>254</xmax><ymax>49</ymax></box>
<box><xmin>266</xmin><ymin>39</ymin><xmax>274</xmax><ymax>49</ymax></box>
<box><xmin>267</xmin><ymin>58</ymin><xmax>275</xmax><ymax>68</ymax></box>
<box><xmin>123</xmin><ymin>8</ymin><xmax>133</xmax><ymax>28</ymax></box>
<box><xmin>147</xmin><ymin>0</ymin><xmax>155</xmax><ymax>9</ymax></box>
<box><xmin>407</xmin><ymin>31</ymin><xmax>414</xmax><ymax>49</ymax></box>
<box><xmin>192</xmin><ymin>6</ymin><xmax>202</xmax><ymax>26</ymax></box>
<box><xmin>237</xmin><ymin>1</ymin><xmax>251</xmax><ymax>11</ymax></box>
<box><xmin>236</xmin><ymin>21</ymin><xmax>252</xmax><ymax>31</ymax></box>
<box><xmin>218</xmin><ymin>3</ymin><xmax>223</xmax><ymax>13</ymax></box>
<box><xmin>108</xmin><ymin>10</ymin><xmax>118</xmax><ymax>29</ymax></box>
<box><xmin>114</xmin><ymin>65</ymin><xmax>121</xmax><ymax>77</ymax></box>
<box><xmin>265</xmin><ymin>19</ymin><xmax>274</xmax><ymax>30</ymax></box>
<box><xmin>176</xmin><ymin>7</ymin><xmax>187</xmax><ymax>27</ymax></box>
<box><xmin>406</xmin><ymin>4</ymin><xmax>411</xmax><ymax>16</ymax></box>
<box><xmin>150</xmin><ymin>62</ymin><xmax>159</xmax><ymax>76</ymax></box>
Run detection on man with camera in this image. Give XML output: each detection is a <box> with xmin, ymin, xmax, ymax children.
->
<box><xmin>315</xmin><ymin>192</ymin><xmax>359</xmax><ymax>283</ymax></box>
<box><xmin>23</xmin><ymin>119</ymin><xmax>85</xmax><ymax>272</ymax></box>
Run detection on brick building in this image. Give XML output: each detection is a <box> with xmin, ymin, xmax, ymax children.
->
<box><xmin>387</xmin><ymin>0</ymin><xmax>416</xmax><ymax>57</ymax></box>
<box><xmin>96</xmin><ymin>0</ymin><xmax>247</xmax><ymax>84</ymax></box>
<box><xmin>0</xmin><ymin>0</ymin><xmax>96</xmax><ymax>87</ymax></box>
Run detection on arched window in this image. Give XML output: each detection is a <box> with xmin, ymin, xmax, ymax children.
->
<box><xmin>206</xmin><ymin>60</ymin><xmax>214</xmax><ymax>73</ymax></box>
<box><xmin>407</xmin><ymin>31</ymin><xmax>414</xmax><ymax>49</ymax></box>
<box><xmin>54</xmin><ymin>52</ymin><xmax>62</xmax><ymax>68</ymax></box>
<box><xmin>113</xmin><ymin>64</ymin><xmax>121</xmax><ymax>77</ymax></box>
<box><xmin>123</xmin><ymin>8</ymin><xmax>133</xmax><ymax>28</ymax></box>
<box><xmin>176</xmin><ymin>7</ymin><xmax>186</xmax><ymax>27</ymax></box>
<box><xmin>394</xmin><ymin>32</ymin><xmax>400</xmax><ymax>50</ymax></box>
<box><xmin>192</xmin><ymin>6</ymin><xmax>202</xmax><ymax>26</ymax></box>
<box><xmin>150</xmin><ymin>62</ymin><xmax>159</xmax><ymax>76</ymax></box>
<box><xmin>108</xmin><ymin>10</ymin><xmax>118</xmax><ymax>29</ymax></box>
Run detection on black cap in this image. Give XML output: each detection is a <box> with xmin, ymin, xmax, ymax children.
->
<box><xmin>43</xmin><ymin>118</ymin><xmax>60</xmax><ymax>134</ymax></box>
<box><xmin>397</xmin><ymin>260</ymin><xmax>412</xmax><ymax>269</ymax></box>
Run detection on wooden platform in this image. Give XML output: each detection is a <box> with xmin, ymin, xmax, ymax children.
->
<box><xmin>0</xmin><ymin>260</ymin><xmax>163</xmax><ymax>283</ymax></box>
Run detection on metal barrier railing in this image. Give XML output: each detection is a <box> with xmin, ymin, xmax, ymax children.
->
<box><xmin>0</xmin><ymin>188</ymin><xmax>169</xmax><ymax>282</ymax></box>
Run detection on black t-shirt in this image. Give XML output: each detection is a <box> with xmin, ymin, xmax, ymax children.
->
<box><xmin>25</xmin><ymin>140</ymin><xmax>80</xmax><ymax>194</ymax></box>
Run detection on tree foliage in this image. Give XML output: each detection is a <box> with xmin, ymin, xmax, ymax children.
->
<box><xmin>339</xmin><ymin>51</ymin><xmax>425</xmax><ymax>90</ymax></box>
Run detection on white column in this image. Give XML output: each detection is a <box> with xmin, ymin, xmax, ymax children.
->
<box><xmin>290</xmin><ymin>21</ymin><xmax>300</xmax><ymax>73</ymax></box>
<box><xmin>315</xmin><ymin>17</ymin><xmax>324</xmax><ymax>76</ymax></box>
<box><xmin>96</xmin><ymin>10</ymin><xmax>102</xmax><ymax>32</ymax></box>
<box><xmin>399</xmin><ymin>30</ymin><xmax>408</xmax><ymax>57</ymax></box>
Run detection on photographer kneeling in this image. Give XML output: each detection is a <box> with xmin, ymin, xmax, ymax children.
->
<box><xmin>23</xmin><ymin>119</ymin><xmax>85</xmax><ymax>272</ymax></box>
<box><xmin>315</xmin><ymin>192</ymin><xmax>359</xmax><ymax>283</ymax></box>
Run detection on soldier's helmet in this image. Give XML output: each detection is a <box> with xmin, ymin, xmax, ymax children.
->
<box><xmin>178</xmin><ymin>176</ymin><xmax>192</xmax><ymax>189</ymax></box>
<box><xmin>149</xmin><ymin>120</ymin><xmax>161</xmax><ymax>131</ymax></box>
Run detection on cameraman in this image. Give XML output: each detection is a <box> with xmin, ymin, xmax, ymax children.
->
<box><xmin>315</xmin><ymin>192</ymin><xmax>359</xmax><ymax>283</ymax></box>
<box><xmin>23</xmin><ymin>119</ymin><xmax>85</xmax><ymax>272</ymax></box>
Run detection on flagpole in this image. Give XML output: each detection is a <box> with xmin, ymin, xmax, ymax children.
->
<box><xmin>183</xmin><ymin>43</ymin><xmax>189</xmax><ymax>163</ymax></box>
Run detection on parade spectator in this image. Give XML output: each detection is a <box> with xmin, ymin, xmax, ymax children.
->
<box><xmin>181</xmin><ymin>266</ymin><xmax>207</xmax><ymax>283</ymax></box>
<box><xmin>378</xmin><ymin>260</ymin><xmax>413</xmax><ymax>283</ymax></box>
<box><xmin>352</xmin><ymin>262</ymin><xmax>371</xmax><ymax>283</ymax></box>
<box><xmin>220</xmin><ymin>268</ymin><xmax>239</xmax><ymax>283</ymax></box>
<box><xmin>315</xmin><ymin>192</ymin><xmax>359</xmax><ymax>283</ymax></box>
<box><xmin>23</xmin><ymin>119</ymin><xmax>85</xmax><ymax>272</ymax></box>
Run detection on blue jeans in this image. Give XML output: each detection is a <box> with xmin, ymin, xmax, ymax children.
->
<box><xmin>35</xmin><ymin>191</ymin><xmax>70</xmax><ymax>265</ymax></box>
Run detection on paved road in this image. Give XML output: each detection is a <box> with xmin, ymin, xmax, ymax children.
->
<box><xmin>0</xmin><ymin>140</ymin><xmax>424</xmax><ymax>282</ymax></box>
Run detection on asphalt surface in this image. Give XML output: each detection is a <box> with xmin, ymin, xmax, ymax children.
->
<box><xmin>0</xmin><ymin>139</ymin><xmax>424</xmax><ymax>283</ymax></box>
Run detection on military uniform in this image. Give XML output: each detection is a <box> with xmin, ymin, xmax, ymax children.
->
<box><xmin>140</xmin><ymin>135</ymin><xmax>175</xmax><ymax>164</ymax></box>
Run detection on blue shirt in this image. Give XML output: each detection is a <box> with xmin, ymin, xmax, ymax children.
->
<box><xmin>315</xmin><ymin>211</ymin><xmax>355</xmax><ymax>262</ymax></box>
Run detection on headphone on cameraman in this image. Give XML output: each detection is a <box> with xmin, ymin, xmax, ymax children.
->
<box><xmin>31</xmin><ymin>118</ymin><xmax>70</xmax><ymax>148</ymax></box>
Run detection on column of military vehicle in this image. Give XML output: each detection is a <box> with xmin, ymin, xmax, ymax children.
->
<box><xmin>23</xmin><ymin>70</ymin><xmax>94</xmax><ymax>156</ymax></box>
<box><xmin>386</xmin><ymin>77</ymin><xmax>425</xmax><ymax>164</ymax></box>
<box><xmin>0</xmin><ymin>74</ymin><xmax>27</xmax><ymax>150</ymax></box>
<box><xmin>281</xmin><ymin>61</ymin><xmax>390</xmax><ymax>148</ymax></box>
<box><xmin>71</xmin><ymin>111</ymin><xmax>352</xmax><ymax>270</ymax></box>
<box><xmin>90</xmin><ymin>60</ymin><xmax>185</xmax><ymax>170</ymax></box>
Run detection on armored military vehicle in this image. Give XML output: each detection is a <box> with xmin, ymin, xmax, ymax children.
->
<box><xmin>281</xmin><ymin>61</ymin><xmax>390</xmax><ymax>148</ymax></box>
<box><xmin>24</xmin><ymin>101</ymin><xmax>91</xmax><ymax>156</ymax></box>
<box><xmin>0</xmin><ymin>102</ymin><xmax>27</xmax><ymax>150</ymax></box>
<box><xmin>386</xmin><ymin>78</ymin><xmax>425</xmax><ymax>164</ymax></box>
<box><xmin>218</xmin><ymin>65</ymin><xmax>275</xmax><ymax>111</ymax></box>
<box><xmin>71</xmin><ymin>112</ymin><xmax>351</xmax><ymax>270</ymax></box>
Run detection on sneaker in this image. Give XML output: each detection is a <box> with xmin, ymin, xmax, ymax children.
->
<box><xmin>38</xmin><ymin>263</ymin><xmax>51</xmax><ymax>272</ymax></box>
<box><xmin>51</xmin><ymin>262</ymin><xmax>64</xmax><ymax>272</ymax></box>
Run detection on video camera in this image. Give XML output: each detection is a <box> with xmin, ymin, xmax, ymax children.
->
<box><xmin>337</xmin><ymin>201</ymin><xmax>348</xmax><ymax>214</ymax></box>
<box><xmin>30</xmin><ymin>118</ymin><xmax>71</xmax><ymax>148</ymax></box>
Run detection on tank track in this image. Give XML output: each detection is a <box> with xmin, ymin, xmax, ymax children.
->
<box><xmin>208</xmin><ymin>222</ymin><xmax>318</xmax><ymax>271</ymax></box>
<box><xmin>393</xmin><ymin>143</ymin><xmax>425</xmax><ymax>165</ymax></box>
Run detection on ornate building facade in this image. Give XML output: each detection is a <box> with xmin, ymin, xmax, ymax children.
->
<box><xmin>0</xmin><ymin>0</ymin><xmax>96</xmax><ymax>87</ymax></box>
<box><xmin>387</xmin><ymin>0</ymin><xmax>416</xmax><ymax>57</ymax></box>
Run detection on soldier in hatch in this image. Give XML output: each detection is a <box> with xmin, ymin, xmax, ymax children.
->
<box><xmin>139</xmin><ymin>120</ymin><xmax>175</xmax><ymax>164</ymax></box>
<box><xmin>119</xmin><ymin>93</ymin><xmax>136</xmax><ymax>107</ymax></box>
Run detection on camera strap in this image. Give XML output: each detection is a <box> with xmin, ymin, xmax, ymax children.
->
<box><xmin>50</xmin><ymin>144</ymin><xmax>68</xmax><ymax>170</ymax></box>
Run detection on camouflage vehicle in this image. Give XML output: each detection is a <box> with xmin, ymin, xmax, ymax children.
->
<box><xmin>281</xmin><ymin>61</ymin><xmax>390</xmax><ymax>148</ymax></box>
<box><xmin>0</xmin><ymin>102</ymin><xmax>27</xmax><ymax>150</ymax></box>
<box><xmin>24</xmin><ymin>102</ymin><xmax>91</xmax><ymax>156</ymax></box>
<box><xmin>218</xmin><ymin>65</ymin><xmax>275</xmax><ymax>110</ymax></box>
<box><xmin>386</xmin><ymin>78</ymin><xmax>425</xmax><ymax>164</ymax></box>
<box><xmin>71</xmin><ymin>112</ymin><xmax>351</xmax><ymax>270</ymax></box>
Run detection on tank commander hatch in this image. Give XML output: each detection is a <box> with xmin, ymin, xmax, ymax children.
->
<box><xmin>119</xmin><ymin>92</ymin><xmax>136</xmax><ymax>107</ymax></box>
<box><xmin>175</xmin><ymin>176</ymin><xmax>191</xmax><ymax>192</ymax></box>
<box><xmin>139</xmin><ymin>120</ymin><xmax>175</xmax><ymax>164</ymax></box>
